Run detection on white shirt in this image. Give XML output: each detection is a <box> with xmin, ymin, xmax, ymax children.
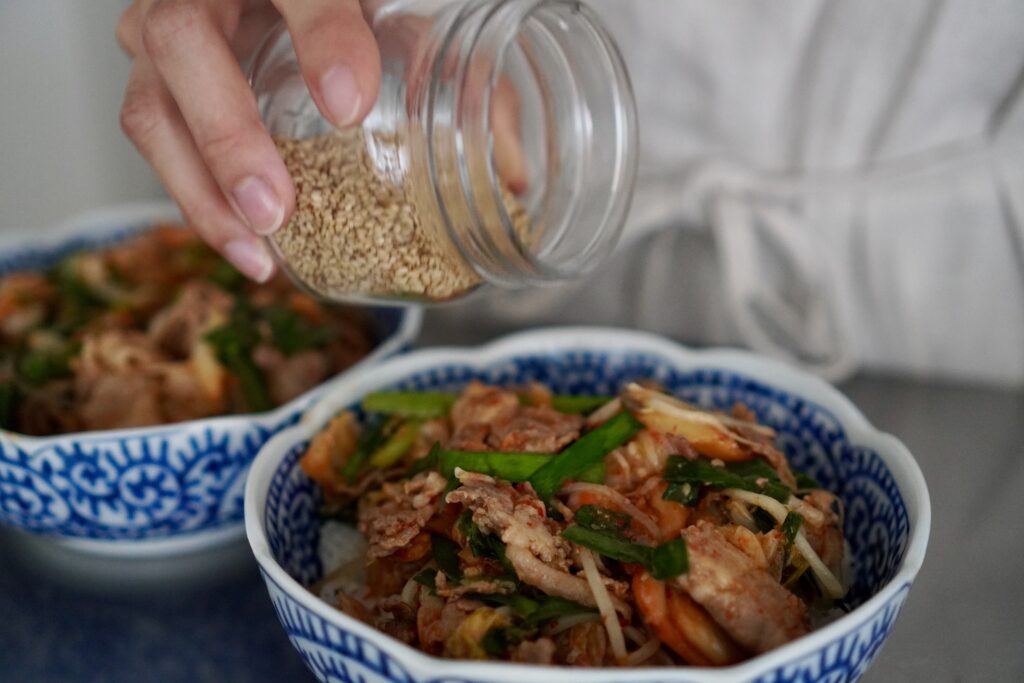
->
<box><xmin>435</xmin><ymin>0</ymin><xmax>1024</xmax><ymax>385</ymax></box>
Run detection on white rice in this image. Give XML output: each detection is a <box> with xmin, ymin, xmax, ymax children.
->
<box><xmin>318</xmin><ymin>521</ymin><xmax>367</xmax><ymax>575</ymax></box>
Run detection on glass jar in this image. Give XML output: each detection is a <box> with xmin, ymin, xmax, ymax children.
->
<box><xmin>250</xmin><ymin>0</ymin><xmax>637</xmax><ymax>305</ymax></box>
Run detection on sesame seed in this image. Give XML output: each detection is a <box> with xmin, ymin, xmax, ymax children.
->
<box><xmin>272</xmin><ymin>130</ymin><xmax>531</xmax><ymax>302</ymax></box>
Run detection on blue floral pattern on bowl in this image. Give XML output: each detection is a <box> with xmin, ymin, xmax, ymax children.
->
<box><xmin>250</xmin><ymin>334</ymin><xmax>929</xmax><ymax>683</ymax></box>
<box><xmin>0</xmin><ymin>210</ymin><xmax>421</xmax><ymax>553</ymax></box>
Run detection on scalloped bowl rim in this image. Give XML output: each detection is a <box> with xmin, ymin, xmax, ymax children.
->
<box><xmin>0</xmin><ymin>201</ymin><xmax>423</xmax><ymax>555</ymax></box>
<box><xmin>245</xmin><ymin>326</ymin><xmax>931</xmax><ymax>681</ymax></box>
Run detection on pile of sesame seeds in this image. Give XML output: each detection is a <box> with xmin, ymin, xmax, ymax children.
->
<box><xmin>272</xmin><ymin>130</ymin><xmax>531</xmax><ymax>302</ymax></box>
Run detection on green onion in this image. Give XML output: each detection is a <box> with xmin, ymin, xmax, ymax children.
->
<box><xmin>474</xmin><ymin>593</ymin><xmax>540</xmax><ymax>618</ymax></box>
<box><xmin>363</xmin><ymin>390</ymin><xmax>615</xmax><ymax>418</ymax></box>
<box><xmin>204</xmin><ymin>300</ymin><xmax>275</xmax><ymax>411</ymax></box>
<box><xmin>406</xmin><ymin>442</ymin><xmax>441</xmax><ymax>478</ymax></box>
<box><xmin>522</xmin><ymin>596</ymin><xmax>596</xmax><ymax>625</ymax></box>
<box><xmin>16</xmin><ymin>346</ymin><xmax>77</xmax><ymax>385</ymax></box>
<box><xmin>431</xmin><ymin>533</ymin><xmax>462</xmax><ymax>581</ymax></box>
<box><xmin>577</xmin><ymin>461</ymin><xmax>606</xmax><ymax>485</ymax></box>
<box><xmin>561</xmin><ymin>526</ymin><xmax>688</xmax><ymax>579</ymax></box>
<box><xmin>479</xmin><ymin>595</ymin><xmax>596</xmax><ymax>656</ymax></box>
<box><xmin>481</xmin><ymin>627</ymin><xmax>518</xmax><ymax>657</ymax></box>
<box><xmin>263</xmin><ymin>305</ymin><xmax>332</xmax><ymax>356</ymax></box>
<box><xmin>341</xmin><ymin>416</ymin><xmax>398</xmax><ymax>483</ymax></box>
<box><xmin>412</xmin><ymin>569</ymin><xmax>437</xmax><ymax>590</ymax></box>
<box><xmin>782</xmin><ymin>511</ymin><xmax>803</xmax><ymax>543</ymax></box>
<box><xmin>550</xmin><ymin>395</ymin><xmax>614</xmax><ymax>414</ymax></box>
<box><xmin>528</xmin><ymin>411</ymin><xmax>643</xmax><ymax>500</ymax></box>
<box><xmin>368</xmin><ymin>420</ymin><xmax>422</xmax><ymax>468</ymax></box>
<box><xmin>456</xmin><ymin>510</ymin><xmax>514</xmax><ymax>575</ymax></box>
<box><xmin>361</xmin><ymin>391</ymin><xmax>457</xmax><ymax>418</ymax></box>
<box><xmin>724</xmin><ymin>459</ymin><xmax>783</xmax><ymax>482</ymax></box>
<box><xmin>783</xmin><ymin>564</ymin><xmax>819</xmax><ymax>599</ymax></box>
<box><xmin>439</xmin><ymin>477</ymin><xmax>460</xmax><ymax>509</ymax></box>
<box><xmin>662</xmin><ymin>481</ymin><xmax>700</xmax><ymax>506</ymax></box>
<box><xmin>662</xmin><ymin>457</ymin><xmax>792</xmax><ymax>503</ymax></box>
<box><xmin>752</xmin><ymin>507</ymin><xmax>777</xmax><ymax>533</ymax></box>
<box><xmin>205</xmin><ymin>322</ymin><xmax>273</xmax><ymax>412</ymax></box>
<box><xmin>440</xmin><ymin>451</ymin><xmax>554</xmax><ymax>481</ymax></box>
<box><xmin>438</xmin><ymin>450</ymin><xmax>606</xmax><ymax>485</ymax></box>
<box><xmin>207</xmin><ymin>260</ymin><xmax>247</xmax><ymax>291</ymax></box>
<box><xmin>0</xmin><ymin>382</ymin><xmax>19</xmax><ymax>430</ymax></box>
<box><xmin>794</xmin><ymin>470</ymin><xmax>821</xmax><ymax>490</ymax></box>
<box><xmin>781</xmin><ymin>511</ymin><xmax>803</xmax><ymax>564</ymax></box>
<box><xmin>49</xmin><ymin>262</ymin><xmax>106</xmax><ymax>332</ymax></box>
<box><xmin>649</xmin><ymin>538</ymin><xmax>689</xmax><ymax>580</ymax></box>
<box><xmin>561</xmin><ymin>525</ymin><xmax>653</xmax><ymax>565</ymax></box>
<box><xmin>574</xmin><ymin>505</ymin><xmax>630</xmax><ymax>536</ymax></box>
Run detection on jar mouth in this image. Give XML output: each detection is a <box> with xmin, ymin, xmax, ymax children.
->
<box><xmin>425</xmin><ymin>0</ymin><xmax>638</xmax><ymax>287</ymax></box>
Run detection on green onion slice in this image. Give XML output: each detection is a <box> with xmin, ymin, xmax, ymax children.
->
<box><xmin>367</xmin><ymin>420</ymin><xmax>422</xmax><ymax>468</ymax></box>
<box><xmin>561</xmin><ymin>526</ymin><xmax>688</xmax><ymax>579</ymax></box>
<box><xmin>478</xmin><ymin>594</ymin><xmax>596</xmax><ymax>657</ymax></box>
<box><xmin>405</xmin><ymin>442</ymin><xmax>441</xmax><ymax>478</ymax></box>
<box><xmin>574</xmin><ymin>505</ymin><xmax>630</xmax><ymax>536</ymax></box>
<box><xmin>649</xmin><ymin>539</ymin><xmax>688</xmax><ymax>581</ymax></box>
<box><xmin>456</xmin><ymin>510</ymin><xmax>515</xmax><ymax>576</ymax></box>
<box><xmin>361</xmin><ymin>391</ymin><xmax>457</xmax><ymax>418</ymax></box>
<box><xmin>561</xmin><ymin>526</ymin><xmax>654</xmax><ymax>566</ymax></box>
<box><xmin>529</xmin><ymin>411</ymin><xmax>643</xmax><ymax>500</ymax></box>
<box><xmin>440</xmin><ymin>451</ymin><xmax>553</xmax><ymax>481</ymax></box>
<box><xmin>436</xmin><ymin>450</ymin><xmax>604</xmax><ymax>485</ymax></box>
<box><xmin>363</xmin><ymin>390</ymin><xmax>615</xmax><ymax>419</ymax></box>
<box><xmin>663</xmin><ymin>457</ymin><xmax>792</xmax><ymax>503</ymax></box>
<box><xmin>549</xmin><ymin>395</ymin><xmax>614</xmax><ymax>414</ymax></box>
<box><xmin>431</xmin><ymin>533</ymin><xmax>462</xmax><ymax>581</ymax></box>
<box><xmin>794</xmin><ymin>470</ymin><xmax>822</xmax><ymax>491</ymax></box>
<box><xmin>412</xmin><ymin>569</ymin><xmax>437</xmax><ymax>590</ymax></box>
<box><xmin>342</xmin><ymin>416</ymin><xmax>399</xmax><ymax>482</ymax></box>
<box><xmin>0</xmin><ymin>382</ymin><xmax>19</xmax><ymax>430</ymax></box>
<box><xmin>205</xmin><ymin>315</ymin><xmax>272</xmax><ymax>412</ymax></box>
<box><xmin>781</xmin><ymin>511</ymin><xmax>803</xmax><ymax>564</ymax></box>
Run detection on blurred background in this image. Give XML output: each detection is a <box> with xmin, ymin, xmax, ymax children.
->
<box><xmin>0</xmin><ymin>1</ymin><xmax>163</xmax><ymax>230</ymax></box>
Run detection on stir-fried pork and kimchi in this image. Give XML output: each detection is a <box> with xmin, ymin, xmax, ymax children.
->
<box><xmin>0</xmin><ymin>225</ymin><xmax>373</xmax><ymax>434</ymax></box>
<box><xmin>301</xmin><ymin>381</ymin><xmax>848</xmax><ymax>667</ymax></box>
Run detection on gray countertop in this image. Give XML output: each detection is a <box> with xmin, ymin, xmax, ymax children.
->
<box><xmin>2</xmin><ymin>322</ymin><xmax>1022</xmax><ymax>682</ymax></box>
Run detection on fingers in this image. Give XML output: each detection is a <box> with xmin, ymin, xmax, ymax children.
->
<box><xmin>121</xmin><ymin>0</ymin><xmax>387</xmax><ymax>283</ymax></box>
<box><xmin>272</xmin><ymin>0</ymin><xmax>381</xmax><ymax>128</ymax></box>
<box><xmin>491</xmin><ymin>74</ymin><xmax>528</xmax><ymax>194</ymax></box>
<box><xmin>143</xmin><ymin>0</ymin><xmax>294</xmax><ymax>236</ymax></box>
<box><xmin>120</xmin><ymin>58</ymin><xmax>276</xmax><ymax>282</ymax></box>
<box><xmin>117</xmin><ymin>0</ymin><xmax>156</xmax><ymax>56</ymax></box>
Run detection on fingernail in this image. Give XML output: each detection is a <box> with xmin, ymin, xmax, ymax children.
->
<box><xmin>232</xmin><ymin>176</ymin><xmax>284</xmax><ymax>235</ymax></box>
<box><xmin>224</xmin><ymin>239</ymin><xmax>274</xmax><ymax>283</ymax></box>
<box><xmin>321</xmin><ymin>65</ymin><xmax>362</xmax><ymax>128</ymax></box>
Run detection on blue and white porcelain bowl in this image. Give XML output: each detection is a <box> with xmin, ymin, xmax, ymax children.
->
<box><xmin>0</xmin><ymin>203</ymin><xmax>422</xmax><ymax>557</ymax></box>
<box><xmin>245</xmin><ymin>327</ymin><xmax>931</xmax><ymax>683</ymax></box>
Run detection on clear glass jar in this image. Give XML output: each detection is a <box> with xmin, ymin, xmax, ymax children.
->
<box><xmin>250</xmin><ymin>0</ymin><xmax>637</xmax><ymax>305</ymax></box>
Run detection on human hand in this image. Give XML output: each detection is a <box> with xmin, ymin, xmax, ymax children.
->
<box><xmin>117</xmin><ymin>0</ymin><xmax>382</xmax><ymax>281</ymax></box>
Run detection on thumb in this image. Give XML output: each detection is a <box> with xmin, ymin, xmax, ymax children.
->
<box><xmin>273</xmin><ymin>0</ymin><xmax>382</xmax><ymax>128</ymax></box>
